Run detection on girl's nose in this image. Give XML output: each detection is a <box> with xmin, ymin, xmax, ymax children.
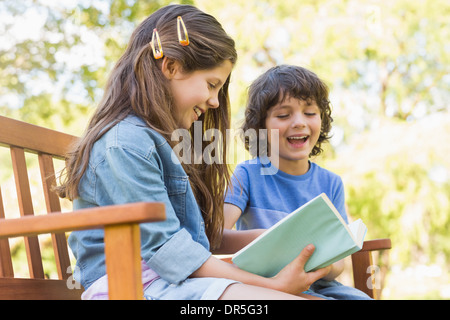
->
<box><xmin>207</xmin><ymin>94</ymin><xmax>220</xmax><ymax>109</ymax></box>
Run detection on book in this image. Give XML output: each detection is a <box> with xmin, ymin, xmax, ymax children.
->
<box><xmin>232</xmin><ymin>193</ymin><xmax>367</xmax><ymax>277</ymax></box>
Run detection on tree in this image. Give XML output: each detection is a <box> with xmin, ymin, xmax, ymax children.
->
<box><xmin>327</xmin><ymin>114</ymin><xmax>450</xmax><ymax>266</ymax></box>
<box><xmin>0</xmin><ymin>0</ymin><xmax>192</xmax><ymax>133</ymax></box>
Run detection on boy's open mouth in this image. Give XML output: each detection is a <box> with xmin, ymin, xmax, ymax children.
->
<box><xmin>287</xmin><ymin>135</ymin><xmax>309</xmax><ymax>145</ymax></box>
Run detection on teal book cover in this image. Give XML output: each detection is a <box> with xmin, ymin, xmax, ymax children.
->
<box><xmin>232</xmin><ymin>193</ymin><xmax>367</xmax><ymax>277</ymax></box>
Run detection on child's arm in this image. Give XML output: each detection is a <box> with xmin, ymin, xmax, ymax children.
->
<box><xmin>215</xmin><ymin>203</ymin><xmax>265</xmax><ymax>254</ymax></box>
<box><xmin>223</xmin><ymin>203</ymin><xmax>241</xmax><ymax>229</ymax></box>
<box><xmin>212</xmin><ymin>203</ymin><xmax>263</xmax><ymax>254</ymax></box>
<box><xmin>322</xmin><ymin>259</ymin><xmax>345</xmax><ymax>281</ymax></box>
<box><xmin>212</xmin><ymin>228</ymin><xmax>265</xmax><ymax>254</ymax></box>
<box><xmin>192</xmin><ymin>244</ymin><xmax>331</xmax><ymax>295</ymax></box>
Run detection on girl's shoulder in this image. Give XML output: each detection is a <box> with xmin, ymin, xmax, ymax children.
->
<box><xmin>91</xmin><ymin>115</ymin><xmax>168</xmax><ymax>162</ymax></box>
<box><xmin>118</xmin><ymin>115</ymin><xmax>167</xmax><ymax>147</ymax></box>
<box><xmin>112</xmin><ymin>115</ymin><xmax>167</xmax><ymax>145</ymax></box>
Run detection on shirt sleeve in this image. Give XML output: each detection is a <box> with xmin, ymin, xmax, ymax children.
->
<box><xmin>333</xmin><ymin>176</ymin><xmax>349</xmax><ymax>224</ymax></box>
<box><xmin>98</xmin><ymin>145</ymin><xmax>211</xmax><ymax>284</ymax></box>
<box><xmin>224</xmin><ymin>164</ymin><xmax>250</xmax><ymax>213</ymax></box>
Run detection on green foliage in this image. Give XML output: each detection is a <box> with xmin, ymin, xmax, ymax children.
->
<box><xmin>0</xmin><ymin>0</ymin><xmax>188</xmax><ymax>132</ymax></box>
<box><xmin>2</xmin><ymin>0</ymin><xmax>448</xmax><ymax>129</ymax></box>
<box><xmin>347</xmin><ymin>161</ymin><xmax>450</xmax><ymax>266</ymax></box>
<box><xmin>9</xmin><ymin>236</ymin><xmax>60</xmax><ymax>279</ymax></box>
<box><xmin>325</xmin><ymin>115</ymin><xmax>450</xmax><ymax>267</ymax></box>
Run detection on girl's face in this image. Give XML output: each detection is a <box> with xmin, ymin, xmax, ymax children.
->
<box><xmin>166</xmin><ymin>60</ymin><xmax>233</xmax><ymax>130</ymax></box>
<box><xmin>265</xmin><ymin>96</ymin><xmax>322</xmax><ymax>175</ymax></box>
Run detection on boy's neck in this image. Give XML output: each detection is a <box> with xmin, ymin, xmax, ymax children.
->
<box><xmin>268</xmin><ymin>156</ymin><xmax>310</xmax><ymax>176</ymax></box>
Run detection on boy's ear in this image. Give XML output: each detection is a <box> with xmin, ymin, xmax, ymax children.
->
<box><xmin>161</xmin><ymin>57</ymin><xmax>181</xmax><ymax>80</ymax></box>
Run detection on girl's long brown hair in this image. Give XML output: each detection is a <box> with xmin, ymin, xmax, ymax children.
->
<box><xmin>56</xmin><ymin>5</ymin><xmax>237</xmax><ymax>249</ymax></box>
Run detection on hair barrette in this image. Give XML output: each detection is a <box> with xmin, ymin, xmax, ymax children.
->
<box><xmin>177</xmin><ymin>16</ymin><xmax>189</xmax><ymax>46</ymax></box>
<box><xmin>151</xmin><ymin>28</ymin><xmax>163</xmax><ymax>59</ymax></box>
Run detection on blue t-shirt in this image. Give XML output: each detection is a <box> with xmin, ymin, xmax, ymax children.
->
<box><xmin>225</xmin><ymin>158</ymin><xmax>348</xmax><ymax>230</ymax></box>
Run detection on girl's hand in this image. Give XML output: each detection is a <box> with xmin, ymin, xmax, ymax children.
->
<box><xmin>270</xmin><ymin>244</ymin><xmax>331</xmax><ymax>294</ymax></box>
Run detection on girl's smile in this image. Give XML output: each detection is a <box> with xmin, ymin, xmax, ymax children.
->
<box><xmin>164</xmin><ymin>59</ymin><xmax>233</xmax><ymax>130</ymax></box>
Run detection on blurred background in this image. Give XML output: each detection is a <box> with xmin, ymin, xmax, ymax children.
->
<box><xmin>0</xmin><ymin>0</ymin><xmax>449</xmax><ymax>299</ymax></box>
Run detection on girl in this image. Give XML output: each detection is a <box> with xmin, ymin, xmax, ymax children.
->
<box><xmin>224</xmin><ymin>65</ymin><xmax>372</xmax><ymax>299</ymax></box>
<box><xmin>56</xmin><ymin>5</ymin><xmax>329</xmax><ymax>300</ymax></box>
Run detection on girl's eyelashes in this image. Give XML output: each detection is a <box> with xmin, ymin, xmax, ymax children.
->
<box><xmin>208</xmin><ymin>82</ymin><xmax>220</xmax><ymax>90</ymax></box>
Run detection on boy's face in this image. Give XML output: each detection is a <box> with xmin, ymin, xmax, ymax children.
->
<box><xmin>265</xmin><ymin>96</ymin><xmax>322</xmax><ymax>175</ymax></box>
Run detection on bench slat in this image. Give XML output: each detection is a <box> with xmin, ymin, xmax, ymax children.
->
<box><xmin>0</xmin><ymin>278</ymin><xmax>83</xmax><ymax>300</ymax></box>
<box><xmin>0</xmin><ymin>187</ymin><xmax>14</xmax><ymax>278</ymax></box>
<box><xmin>10</xmin><ymin>146</ymin><xmax>45</xmax><ymax>279</ymax></box>
<box><xmin>38</xmin><ymin>153</ymin><xmax>71</xmax><ymax>280</ymax></box>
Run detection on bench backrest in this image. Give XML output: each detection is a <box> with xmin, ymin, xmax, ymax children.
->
<box><xmin>0</xmin><ymin>115</ymin><xmax>83</xmax><ymax>299</ymax></box>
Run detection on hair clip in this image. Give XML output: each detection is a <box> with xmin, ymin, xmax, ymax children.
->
<box><xmin>177</xmin><ymin>16</ymin><xmax>189</xmax><ymax>46</ymax></box>
<box><xmin>151</xmin><ymin>28</ymin><xmax>163</xmax><ymax>59</ymax></box>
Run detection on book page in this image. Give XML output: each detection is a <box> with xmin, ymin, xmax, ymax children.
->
<box><xmin>347</xmin><ymin>219</ymin><xmax>367</xmax><ymax>248</ymax></box>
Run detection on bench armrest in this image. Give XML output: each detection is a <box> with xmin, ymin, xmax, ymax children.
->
<box><xmin>0</xmin><ymin>202</ymin><xmax>165</xmax><ymax>300</ymax></box>
<box><xmin>0</xmin><ymin>202</ymin><xmax>165</xmax><ymax>239</ymax></box>
<box><xmin>360</xmin><ymin>239</ymin><xmax>392</xmax><ymax>252</ymax></box>
<box><xmin>352</xmin><ymin>238</ymin><xmax>391</xmax><ymax>299</ymax></box>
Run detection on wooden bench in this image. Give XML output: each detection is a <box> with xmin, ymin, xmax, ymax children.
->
<box><xmin>0</xmin><ymin>115</ymin><xmax>165</xmax><ymax>299</ymax></box>
<box><xmin>351</xmin><ymin>238</ymin><xmax>391</xmax><ymax>299</ymax></box>
<box><xmin>0</xmin><ymin>115</ymin><xmax>391</xmax><ymax>300</ymax></box>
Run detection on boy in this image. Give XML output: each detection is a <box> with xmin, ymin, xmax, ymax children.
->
<box><xmin>224</xmin><ymin>65</ymin><xmax>371</xmax><ymax>299</ymax></box>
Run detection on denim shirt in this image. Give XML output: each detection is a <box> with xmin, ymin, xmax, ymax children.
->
<box><xmin>68</xmin><ymin>115</ymin><xmax>212</xmax><ymax>289</ymax></box>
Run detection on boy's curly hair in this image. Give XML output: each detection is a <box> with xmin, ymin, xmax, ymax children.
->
<box><xmin>242</xmin><ymin>64</ymin><xmax>333</xmax><ymax>157</ymax></box>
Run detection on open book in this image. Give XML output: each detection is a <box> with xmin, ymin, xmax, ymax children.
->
<box><xmin>232</xmin><ymin>193</ymin><xmax>367</xmax><ymax>277</ymax></box>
